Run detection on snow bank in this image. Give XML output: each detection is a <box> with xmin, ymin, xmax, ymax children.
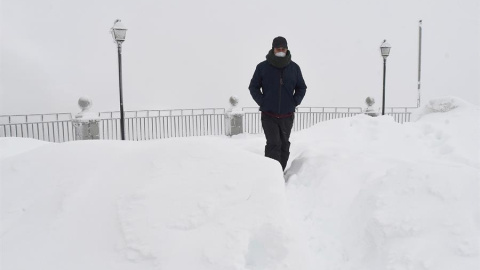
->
<box><xmin>1</xmin><ymin>138</ymin><xmax>306</xmax><ymax>270</ymax></box>
<box><xmin>412</xmin><ymin>96</ymin><xmax>473</xmax><ymax>121</ymax></box>
<box><xmin>0</xmin><ymin>137</ymin><xmax>49</xmax><ymax>159</ymax></box>
<box><xmin>285</xmin><ymin>98</ymin><xmax>480</xmax><ymax>270</ymax></box>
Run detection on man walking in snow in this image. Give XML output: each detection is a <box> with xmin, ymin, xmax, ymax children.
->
<box><xmin>248</xmin><ymin>36</ymin><xmax>307</xmax><ymax>171</ymax></box>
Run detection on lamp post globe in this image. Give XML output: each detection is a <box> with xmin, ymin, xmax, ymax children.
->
<box><xmin>111</xmin><ymin>19</ymin><xmax>127</xmax><ymax>140</ymax></box>
<box><xmin>111</xmin><ymin>20</ymin><xmax>127</xmax><ymax>43</ymax></box>
<box><xmin>380</xmin><ymin>40</ymin><xmax>391</xmax><ymax>116</ymax></box>
<box><xmin>380</xmin><ymin>39</ymin><xmax>391</xmax><ymax>59</ymax></box>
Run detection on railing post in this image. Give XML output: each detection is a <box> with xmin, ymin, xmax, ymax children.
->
<box><xmin>73</xmin><ymin>97</ymin><xmax>100</xmax><ymax>140</ymax></box>
<box><xmin>363</xmin><ymin>97</ymin><xmax>379</xmax><ymax>117</ymax></box>
<box><xmin>225</xmin><ymin>96</ymin><xmax>244</xmax><ymax>136</ymax></box>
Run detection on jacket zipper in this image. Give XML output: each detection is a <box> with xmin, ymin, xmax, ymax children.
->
<box><xmin>278</xmin><ymin>69</ymin><xmax>284</xmax><ymax>114</ymax></box>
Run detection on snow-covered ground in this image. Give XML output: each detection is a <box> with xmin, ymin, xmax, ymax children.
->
<box><xmin>1</xmin><ymin>97</ymin><xmax>479</xmax><ymax>270</ymax></box>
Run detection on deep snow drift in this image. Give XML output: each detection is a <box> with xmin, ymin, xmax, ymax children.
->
<box><xmin>1</xmin><ymin>97</ymin><xmax>479</xmax><ymax>270</ymax></box>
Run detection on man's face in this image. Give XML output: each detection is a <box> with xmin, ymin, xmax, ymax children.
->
<box><xmin>274</xmin><ymin>47</ymin><xmax>287</xmax><ymax>54</ymax></box>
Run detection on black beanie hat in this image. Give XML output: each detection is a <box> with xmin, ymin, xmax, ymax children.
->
<box><xmin>272</xmin><ymin>36</ymin><xmax>288</xmax><ymax>49</ymax></box>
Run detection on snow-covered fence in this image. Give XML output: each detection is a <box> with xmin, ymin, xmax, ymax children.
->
<box><xmin>0</xmin><ymin>113</ymin><xmax>75</xmax><ymax>142</ymax></box>
<box><xmin>242</xmin><ymin>107</ymin><xmax>365</xmax><ymax>134</ymax></box>
<box><xmin>0</xmin><ymin>107</ymin><xmax>413</xmax><ymax>142</ymax></box>
<box><xmin>383</xmin><ymin>107</ymin><xmax>413</xmax><ymax>123</ymax></box>
<box><xmin>242</xmin><ymin>106</ymin><xmax>412</xmax><ymax>133</ymax></box>
<box><xmin>294</xmin><ymin>107</ymin><xmax>364</xmax><ymax>131</ymax></box>
<box><xmin>0</xmin><ymin>120</ymin><xmax>75</xmax><ymax>142</ymax></box>
<box><xmin>0</xmin><ymin>109</ymin><xmax>226</xmax><ymax>142</ymax></box>
<box><xmin>97</xmin><ymin>109</ymin><xmax>226</xmax><ymax>140</ymax></box>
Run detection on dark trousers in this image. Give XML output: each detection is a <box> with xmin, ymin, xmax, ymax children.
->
<box><xmin>261</xmin><ymin>114</ymin><xmax>294</xmax><ymax>171</ymax></box>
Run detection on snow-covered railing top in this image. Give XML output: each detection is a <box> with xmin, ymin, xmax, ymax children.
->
<box><xmin>242</xmin><ymin>107</ymin><xmax>364</xmax><ymax>113</ymax></box>
<box><xmin>97</xmin><ymin>108</ymin><xmax>226</xmax><ymax>119</ymax></box>
<box><xmin>0</xmin><ymin>109</ymin><xmax>227</xmax><ymax>124</ymax></box>
<box><xmin>0</xmin><ymin>113</ymin><xmax>73</xmax><ymax>124</ymax></box>
<box><xmin>0</xmin><ymin>106</ymin><xmax>417</xmax><ymax>125</ymax></box>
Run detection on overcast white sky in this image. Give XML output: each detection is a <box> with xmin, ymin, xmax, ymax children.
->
<box><xmin>1</xmin><ymin>0</ymin><xmax>479</xmax><ymax>115</ymax></box>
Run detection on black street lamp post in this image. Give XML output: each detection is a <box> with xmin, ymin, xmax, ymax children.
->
<box><xmin>380</xmin><ymin>40</ymin><xmax>391</xmax><ymax>116</ymax></box>
<box><xmin>111</xmin><ymin>19</ymin><xmax>127</xmax><ymax>140</ymax></box>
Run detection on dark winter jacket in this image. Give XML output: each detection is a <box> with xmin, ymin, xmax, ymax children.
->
<box><xmin>249</xmin><ymin>50</ymin><xmax>307</xmax><ymax>114</ymax></box>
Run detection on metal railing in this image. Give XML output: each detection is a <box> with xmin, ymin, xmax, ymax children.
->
<box><xmin>295</xmin><ymin>107</ymin><xmax>364</xmax><ymax>131</ymax></box>
<box><xmin>0</xmin><ymin>120</ymin><xmax>75</xmax><ymax>142</ymax></box>
<box><xmin>99</xmin><ymin>114</ymin><xmax>225</xmax><ymax>140</ymax></box>
<box><xmin>97</xmin><ymin>108</ymin><xmax>226</xmax><ymax>140</ymax></box>
<box><xmin>0</xmin><ymin>107</ymin><xmax>413</xmax><ymax>142</ymax></box>
<box><xmin>243</xmin><ymin>107</ymin><xmax>364</xmax><ymax>133</ymax></box>
<box><xmin>0</xmin><ymin>113</ymin><xmax>73</xmax><ymax>124</ymax></box>
<box><xmin>242</xmin><ymin>107</ymin><xmax>411</xmax><ymax>133</ymax></box>
<box><xmin>243</xmin><ymin>108</ymin><xmax>364</xmax><ymax>134</ymax></box>
<box><xmin>382</xmin><ymin>107</ymin><xmax>414</xmax><ymax>123</ymax></box>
